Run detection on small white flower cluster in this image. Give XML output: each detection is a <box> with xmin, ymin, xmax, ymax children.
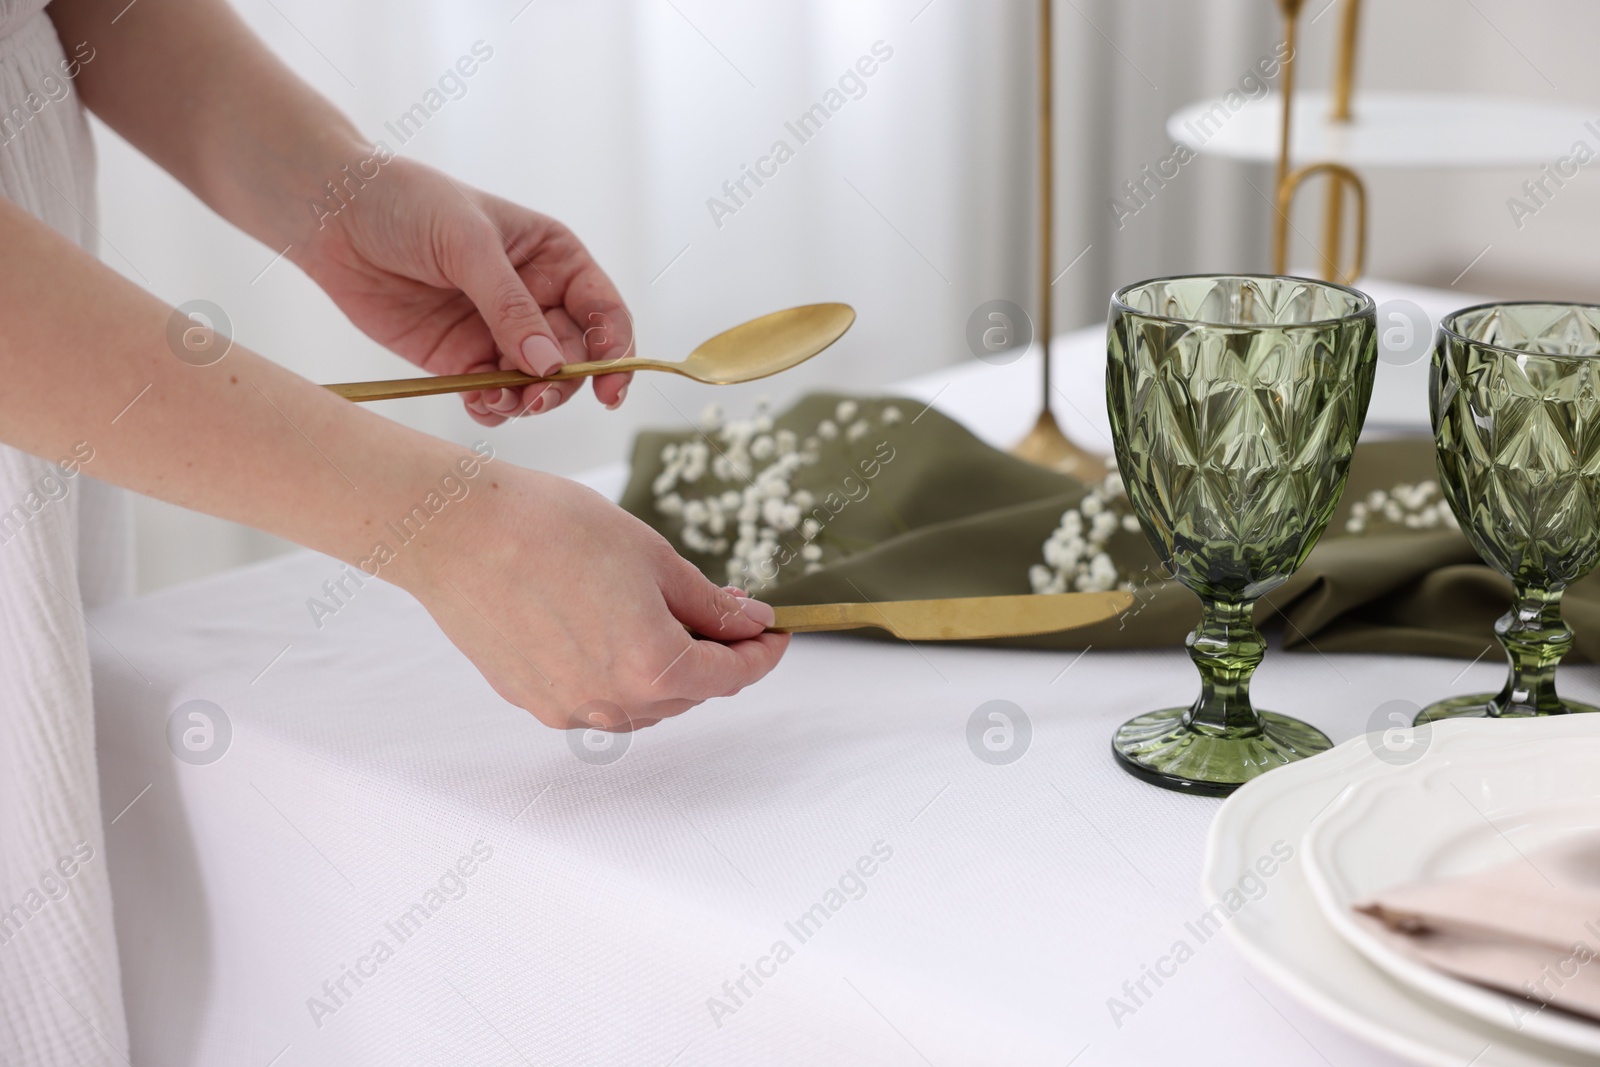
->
<box><xmin>1029</xmin><ymin>471</ymin><xmax>1142</xmax><ymax>595</ymax></box>
<box><xmin>1342</xmin><ymin>481</ymin><xmax>1459</xmax><ymax>535</ymax></box>
<box><xmin>651</xmin><ymin>398</ymin><xmax>901</xmax><ymax>591</ymax></box>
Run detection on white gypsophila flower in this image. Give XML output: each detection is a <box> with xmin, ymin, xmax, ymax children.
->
<box><xmin>654</xmin><ymin>398</ymin><xmax>903</xmax><ymax>591</ymax></box>
<box><xmin>1343</xmin><ymin>480</ymin><xmax>1458</xmax><ymax>536</ymax></box>
<box><xmin>1078</xmin><ymin>552</ymin><xmax>1119</xmax><ymax>592</ymax></box>
<box><xmin>1030</xmin><ymin>473</ymin><xmax>1135</xmax><ymax>596</ymax></box>
<box><xmin>1029</xmin><ymin>564</ymin><xmax>1056</xmax><ymax>593</ymax></box>
<box><xmin>882</xmin><ymin>405</ymin><xmax>903</xmax><ymax>425</ymax></box>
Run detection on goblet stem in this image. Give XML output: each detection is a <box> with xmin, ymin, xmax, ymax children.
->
<box><xmin>1182</xmin><ymin>599</ymin><xmax>1266</xmax><ymax>735</ymax></box>
<box><xmin>1491</xmin><ymin>585</ymin><xmax>1574</xmax><ymax>717</ymax></box>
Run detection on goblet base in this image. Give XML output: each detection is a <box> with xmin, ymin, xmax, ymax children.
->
<box><xmin>1413</xmin><ymin>693</ymin><xmax>1600</xmax><ymax>725</ymax></box>
<box><xmin>1112</xmin><ymin>708</ymin><xmax>1333</xmax><ymax>798</ymax></box>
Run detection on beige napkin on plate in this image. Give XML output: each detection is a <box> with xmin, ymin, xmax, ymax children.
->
<box><xmin>1356</xmin><ymin>836</ymin><xmax>1600</xmax><ymax>1023</ymax></box>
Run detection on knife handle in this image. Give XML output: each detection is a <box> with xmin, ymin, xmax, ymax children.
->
<box><xmin>768</xmin><ymin>602</ymin><xmax>876</xmax><ymax>634</ymax></box>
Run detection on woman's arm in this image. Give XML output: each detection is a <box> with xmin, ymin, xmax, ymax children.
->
<box><xmin>47</xmin><ymin>0</ymin><xmax>632</xmax><ymax>423</ymax></box>
<box><xmin>0</xmin><ymin>197</ymin><xmax>786</xmax><ymax>728</ymax></box>
<box><xmin>47</xmin><ymin>0</ymin><xmax>360</xmax><ymax>254</ymax></box>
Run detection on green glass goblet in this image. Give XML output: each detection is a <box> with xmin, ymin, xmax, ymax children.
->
<box><xmin>1106</xmin><ymin>275</ymin><xmax>1377</xmax><ymax>796</ymax></box>
<box><xmin>1416</xmin><ymin>302</ymin><xmax>1600</xmax><ymax>724</ymax></box>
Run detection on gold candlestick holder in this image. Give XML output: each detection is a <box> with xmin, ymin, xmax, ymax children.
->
<box><xmin>1011</xmin><ymin>0</ymin><xmax>1108</xmax><ymax>483</ymax></box>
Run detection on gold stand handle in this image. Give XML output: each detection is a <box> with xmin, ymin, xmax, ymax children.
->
<box><xmin>1274</xmin><ymin>162</ymin><xmax>1368</xmax><ymax>286</ymax></box>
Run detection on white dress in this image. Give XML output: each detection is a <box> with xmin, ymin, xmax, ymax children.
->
<box><xmin>0</xmin><ymin>2</ymin><xmax>133</xmax><ymax>1063</ymax></box>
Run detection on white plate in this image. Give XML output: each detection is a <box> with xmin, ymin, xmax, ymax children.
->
<box><xmin>1303</xmin><ymin>731</ymin><xmax>1600</xmax><ymax>1057</ymax></box>
<box><xmin>1202</xmin><ymin>715</ymin><xmax>1600</xmax><ymax>1067</ymax></box>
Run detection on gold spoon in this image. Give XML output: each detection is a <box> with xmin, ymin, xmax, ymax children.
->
<box><xmin>325</xmin><ymin>302</ymin><xmax>855</xmax><ymax>403</ymax></box>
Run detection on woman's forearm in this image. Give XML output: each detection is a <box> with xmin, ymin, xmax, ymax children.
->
<box><xmin>47</xmin><ymin>0</ymin><xmax>364</xmax><ymax>253</ymax></box>
<box><xmin>0</xmin><ymin>196</ymin><xmax>464</xmax><ymax>588</ymax></box>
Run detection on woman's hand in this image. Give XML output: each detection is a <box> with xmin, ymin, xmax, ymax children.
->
<box><xmin>52</xmin><ymin>1</ymin><xmax>633</xmax><ymax>424</ymax></box>
<box><xmin>403</xmin><ymin>464</ymin><xmax>789</xmax><ymax>731</ymax></box>
<box><xmin>295</xmin><ymin>157</ymin><xmax>633</xmax><ymax>426</ymax></box>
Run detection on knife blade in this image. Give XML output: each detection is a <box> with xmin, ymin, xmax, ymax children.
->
<box><xmin>767</xmin><ymin>590</ymin><xmax>1133</xmax><ymax>641</ymax></box>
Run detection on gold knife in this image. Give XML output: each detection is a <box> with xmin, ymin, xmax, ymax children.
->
<box><xmin>767</xmin><ymin>591</ymin><xmax>1132</xmax><ymax>640</ymax></box>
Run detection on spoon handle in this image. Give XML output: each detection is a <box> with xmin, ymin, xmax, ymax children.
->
<box><xmin>325</xmin><ymin>358</ymin><xmax>653</xmax><ymax>402</ymax></box>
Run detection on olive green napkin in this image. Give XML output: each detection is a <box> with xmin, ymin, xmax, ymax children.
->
<box><xmin>619</xmin><ymin>393</ymin><xmax>1600</xmax><ymax>661</ymax></box>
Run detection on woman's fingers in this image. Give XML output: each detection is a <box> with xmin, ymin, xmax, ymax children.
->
<box><xmin>664</xmin><ymin>633</ymin><xmax>791</xmax><ymax>703</ymax></box>
<box><xmin>568</xmin><ymin>294</ymin><xmax>634</xmax><ymax>409</ymax></box>
<box><xmin>439</xmin><ymin>222</ymin><xmax>565</xmax><ymax>410</ymax></box>
<box><xmin>559</xmin><ymin>562</ymin><xmax>785</xmax><ymax>721</ymax></box>
<box><xmin>438</xmin><ymin>203</ymin><xmax>636</xmax><ymax>416</ymax></box>
<box><xmin>595</xmin><ymin>369</ymin><xmax>632</xmax><ymax>410</ymax></box>
<box><xmin>503</xmin><ymin>306</ymin><xmax>585</xmax><ymax>415</ymax></box>
<box><xmin>660</xmin><ymin>557</ymin><xmax>775</xmax><ymax>641</ymax></box>
<box><xmin>458</xmin><ymin>359</ymin><xmax>511</xmax><ymax>425</ymax></box>
<box><xmin>443</xmin><ymin>226</ymin><xmax>636</xmax><ymax>418</ymax></box>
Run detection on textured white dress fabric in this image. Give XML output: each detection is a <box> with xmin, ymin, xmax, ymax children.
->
<box><xmin>0</xmin><ymin>2</ymin><xmax>133</xmax><ymax>1065</ymax></box>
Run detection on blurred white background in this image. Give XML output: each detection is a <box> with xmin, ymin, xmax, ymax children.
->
<box><xmin>90</xmin><ymin>0</ymin><xmax>1600</xmax><ymax>591</ymax></box>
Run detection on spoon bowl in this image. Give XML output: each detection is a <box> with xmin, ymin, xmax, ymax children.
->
<box><xmin>325</xmin><ymin>302</ymin><xmax>855</xmax><ymax>403</ymax></box>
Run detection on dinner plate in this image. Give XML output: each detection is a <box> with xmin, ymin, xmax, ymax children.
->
<box><xmin>1302</xmin><ymin>728</ymin><xmax>1600</xmax><ymax>1058</ymax></box>
<box><xmin>1202</xmin><ymin>715</ymin><xmax>1600</xmax><ymax>1067</ymax></box>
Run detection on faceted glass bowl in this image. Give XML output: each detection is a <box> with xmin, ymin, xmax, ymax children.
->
<box><xmin>1418</xmin><ymin>302</ymin><xmax>1600</xmax><ymax>724</ymax></box>
<box><xmin>1107</xmin><ymin>275</ymin><xmax>1377</xmax><ymax>796</ymax></box>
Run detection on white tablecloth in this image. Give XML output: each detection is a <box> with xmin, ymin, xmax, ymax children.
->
<box><xmin>90</xmin><ymin>281</ymin><xmax>1571</xmax><ymax>1066</ymax></box>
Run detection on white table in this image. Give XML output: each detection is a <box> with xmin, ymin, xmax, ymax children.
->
<box><xmin>92</xmin><ymin>281</ymin><xmax>1576</xmax><ymax>1066</ymax></box>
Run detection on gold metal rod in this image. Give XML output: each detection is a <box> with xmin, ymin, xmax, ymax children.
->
<box><xmin>1038</xmin><ymin>0</ymin><xmax>1053</xmax><ymax>404</ymax></box>
<box><xmin>1320</xmin><ymin>173</ymin><xmax>1345</xmax><ymax>281</ymax></box>
<box><xmin>1324</xmin><ymin>1</ymin><xmax>1363</xmax><ymax>279</ymax></box>
<box><xmin>1324</xmin><ymin>0</ymin><xmax>1365</xmax><ymax>280</ymax></box>
<box><xmin>1331</xmin><ymin>0</ymin><xmax>1363</xmax><ymax>122</ymax></box>
<box><xmin>1272</xmin><ymin>0</ymin><xmax>1305</xmax><ymax>275</ymax></box>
